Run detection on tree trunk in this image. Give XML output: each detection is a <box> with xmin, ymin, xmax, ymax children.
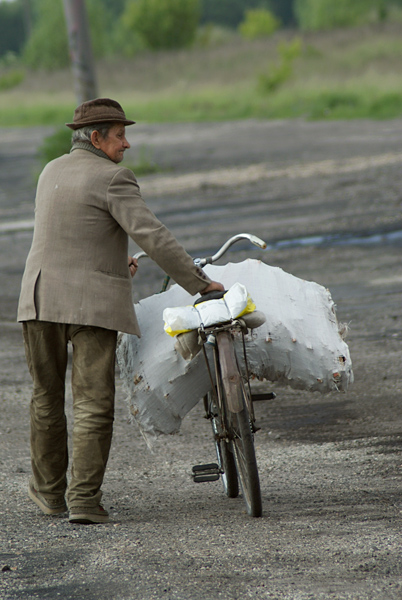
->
<box><xmin>63</xmin><ymin>0</ymin><xmax>98</xmax><ymax>104</ymax></box>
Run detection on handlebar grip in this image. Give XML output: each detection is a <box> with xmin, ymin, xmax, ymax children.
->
<box><xmin>194</xmin><ymin>290</ymin><xmax>227</xmax><ymax>305</ymax></box>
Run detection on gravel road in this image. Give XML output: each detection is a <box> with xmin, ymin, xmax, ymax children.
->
<box><xmin>0</xmin><ymin>118</ymin><xmax>402</xmax><ymax>600</ymax></box>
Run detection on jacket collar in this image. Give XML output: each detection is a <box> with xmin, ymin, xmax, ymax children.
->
<box><xmin>70</xmin><ymin>141</ymin><xmax>111</xmax><ymax>161</ymax></box>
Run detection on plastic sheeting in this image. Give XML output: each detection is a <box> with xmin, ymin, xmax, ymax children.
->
<box><xmin>117</xmin><ymin>259</ymin><xmax>353</xmax><ymax>437</ymax></box>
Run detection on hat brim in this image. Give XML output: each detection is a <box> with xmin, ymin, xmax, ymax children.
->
<box><xmin>66</xmin><ymin>118</ymin><xmax>136</xmax><ymax>130</ymax></box>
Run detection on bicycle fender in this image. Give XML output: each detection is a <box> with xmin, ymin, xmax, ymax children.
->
<box><xmin>216</xmin><ymin>331</ymin><xmax>243</xmax><ymax>413</ymax></box>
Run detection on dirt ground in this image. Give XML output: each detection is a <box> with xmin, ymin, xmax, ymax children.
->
<box><xmin>0</xmin><ymin>118</ymin><xmax>402</xmax><ymax>600</ymax></box>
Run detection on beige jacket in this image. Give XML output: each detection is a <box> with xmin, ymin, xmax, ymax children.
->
<box><xmin>17</xmin><ymin>147</ymin><xmax>211</xmax><ymax>335</ymax></box>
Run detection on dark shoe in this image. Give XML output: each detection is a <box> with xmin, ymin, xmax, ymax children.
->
<box><xmin>69</xmin><ymin>505</ymin><xmax>109</xmax><ymax>524</ymax></box>
<box><xmin>28</xmin><ymin>479</ymin><xmax>67</xmax><ymax>515</ymax></box>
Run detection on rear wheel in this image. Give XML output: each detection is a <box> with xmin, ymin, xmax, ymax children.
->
<box><xmin>230</xmin><ymin>385</ymin><xmax>262</xmax><ymax>517</ymax></box>
<box><xmin>208</xmin><ymin>393</ymin><xmax>239</xmax><ymax>498</ymax></box>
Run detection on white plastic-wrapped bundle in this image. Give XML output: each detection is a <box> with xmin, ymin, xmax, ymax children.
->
<box><xmin>163</xmin><ymin>282</ymin><xmax>255</xmax><ymax>335</ymax></box>
<box><xmin>117</xmin><ymin>259</ymin><xmax>353</xmax><ymax>437</ymax></box>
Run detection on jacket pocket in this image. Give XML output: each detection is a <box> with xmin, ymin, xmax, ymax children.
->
<box><xmin>94</xmin><ymin>269</ymin><xmax>128</xmax><ymax>280</ymax></box>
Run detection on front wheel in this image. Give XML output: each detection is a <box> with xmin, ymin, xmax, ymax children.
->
<box><xmin>231</xmin><ymin>390</ymin><xmax>262</xmax><ymax>517</ymax></box>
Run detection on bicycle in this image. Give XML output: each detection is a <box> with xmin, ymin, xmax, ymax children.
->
<box><xmin>134</xmin><ymin>233</ymin><xmax>275</xmax><ymax>518</ymax></box>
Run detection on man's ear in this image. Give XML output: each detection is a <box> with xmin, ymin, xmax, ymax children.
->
<box><xmin>91</xmin><ymin>130</ymin><xmax>101</xmax><ymax>148</ymax></box>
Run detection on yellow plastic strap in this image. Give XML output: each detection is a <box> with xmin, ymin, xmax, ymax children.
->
<box><xmin>237</xmin><ymin>294</ymin><xmax>256</xmax><ymax>317</ymax></box>
<box><xmin>164</xmin><ymin>325</ymin><xmax>192</xmax><ymax>337</ymax></box>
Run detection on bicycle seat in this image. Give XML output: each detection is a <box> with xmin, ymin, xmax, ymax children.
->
<box><xmin>238</xmin><ymin>310</ymin><xmax>266</xmax><ymax>329</ymax></box>
<box><xmin>194</xmin><ymin>290</ymin><xmax>227</xmax><ymax>306</ymax></box>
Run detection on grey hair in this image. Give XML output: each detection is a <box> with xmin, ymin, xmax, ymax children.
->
<box><xmin>71</xmin><ymin>122</ymin><xmax>114</xmax><ymax>144</ymax></box>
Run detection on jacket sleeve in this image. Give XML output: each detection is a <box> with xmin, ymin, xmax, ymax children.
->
<box><xmin>106</xmin><ymin>167</ymin><xmax>212</xmax><ymax>296</ymax></box>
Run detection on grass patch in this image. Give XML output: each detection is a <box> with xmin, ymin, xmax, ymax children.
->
<box><xmin>307</xmin><ymin>90</ymin><xmax>402</xmax><ymax>120</ymax></box>
<box><xmin>259</xmin><ymin>85</ymin><xmax>402</xmax><ymax>120</ymax></box>
<box><xmin>0</xmin><ymin>100</ymin><xmax>74</xmax><ymax>127</ymax></box>
<box><xmin>3</xmin><ymin>85</ymin><xmax>402</xmax><ymax>128</ymax></box>
<box><xmin>0</xmin><ymin>69</ymin><xmax>25</xmax><ymax>91</ymax></box>
<box><xmin>110</xmin><ymin>85</ymin><xmax>402</xmax><ymax>122</ymax></box>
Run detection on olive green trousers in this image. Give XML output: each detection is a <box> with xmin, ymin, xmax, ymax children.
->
<box><xmin>22</xmin><ymin>321</ymin><xmax>117</xmax><ymax>509</ymax></box>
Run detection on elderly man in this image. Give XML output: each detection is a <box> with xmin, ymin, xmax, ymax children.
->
<box><xmin>18</xmin><ymin>98</ymin><xmax>223</xmax><ymax>524</ymax></box>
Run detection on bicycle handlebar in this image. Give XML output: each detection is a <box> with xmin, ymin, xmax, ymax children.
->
<box><xmin>133</xmin><ymin>233</ymin><xmax>267</xmax><ymax>264</ymax></box>
<box><xmin>194</xmin><ymin>233</ymin><xmax>266</xmax><ymax>267</ymax></box>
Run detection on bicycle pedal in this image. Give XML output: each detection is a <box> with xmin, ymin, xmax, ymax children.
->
<box><xmin>192</xmin><ymin>463</ymin><xmax>220</xmax><ymax>483</ymax></box>
<box><xmin>252</xmin><ymin>392</ymin><xmax>277</xmax><ymax>402</ymax></box>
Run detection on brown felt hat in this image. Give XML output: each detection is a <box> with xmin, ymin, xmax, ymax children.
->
<box><xmin>66</xmin><ymin>98</ymin><xmax>135</xmax><ymax>130</ymax></box>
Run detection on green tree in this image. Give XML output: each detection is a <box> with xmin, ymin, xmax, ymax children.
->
<box><xmin>200</xmin><ymin>0</ymin><xmax>272</xmax><ymax>28</ymax></box>
<box><xmin>122</xmin><ymin>0</ymin><xmax>200</xmax><ymax>50</ymax></box>
<box><xmin>23</xmin><ymin>0</ymin><xmax>110</xmax><ymax>70</ymax></box>
<box><xmin>258</xmin><ymin>37</ymin><xmax>302</xmax><ymax>92</ymax></box>
<box><xmin>23</xmin><ymin>0</ymin><xmax>68</xmax><ymax>69</ymax></box>
<box><xmin>101</xmin><ymin>0</ymin><xmax>126</xmax><ymax>19</ymax></box>
<box><xmin>239</xmin><ymin>8</ymin><xmax>280</xmax><ymax>39</ymax></box>
<box><xmin>294</xmin><ymin>0</ymin><xmax>388</xmax><ymax>30</ymax></box>
<box><xmin>268</xmin><ymin>0</ymin><xmax>295</xmax><ymax>26</ymax></box>
<box><xmin>0</xmin><ymin>0</ymin><xmax>26</xmax><ymax>58</ymax></box>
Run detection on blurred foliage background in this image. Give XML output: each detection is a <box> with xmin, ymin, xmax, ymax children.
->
<box><xmin>3</xmin><ymin>0</ymin><xmax>402</xmax><ymax>65</ymax></box>
<box><xmin>1</xmin><ymin>0</ymin><xmax>402</xmax><ymax>125</ymax></box>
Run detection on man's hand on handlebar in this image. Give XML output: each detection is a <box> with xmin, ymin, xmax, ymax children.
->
<box><xmin>128</xmin><ymin>256</ymin><xmax>138</xmax><ymax>278</ymax></box>
<box><xmin>201</xmin><ymin>280</ymin><xmax>225</xmax><ymax>295</ymax></box>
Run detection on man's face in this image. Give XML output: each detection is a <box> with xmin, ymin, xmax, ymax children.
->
<box><xmin>95</xmin><ymin>123</ymin><xmax>130</xmax><ymax>163</ymax></box>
